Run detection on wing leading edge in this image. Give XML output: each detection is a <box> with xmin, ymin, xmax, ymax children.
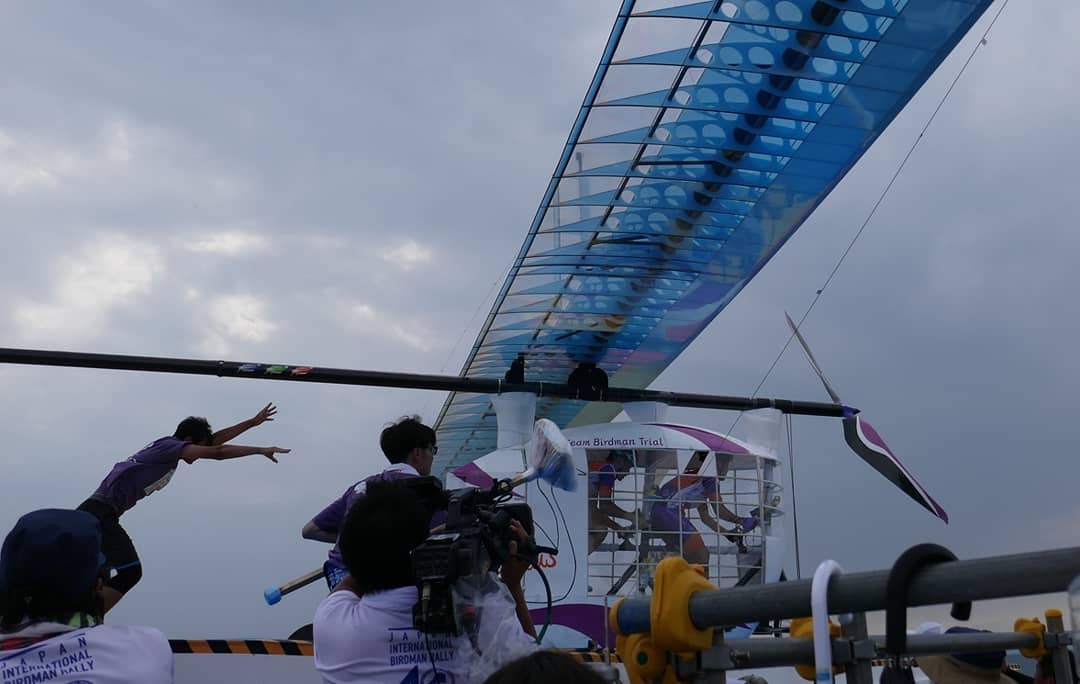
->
<box><xmin>433</xmin><ymin>0</ymin><xmax>993</xmax><ymax>477</ymax></box>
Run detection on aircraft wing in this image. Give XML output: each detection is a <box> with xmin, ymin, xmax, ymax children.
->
<box><xmin>433</xmin><ymin>0</ymin><xmax>992</xmax><ymax>477</ymax></box>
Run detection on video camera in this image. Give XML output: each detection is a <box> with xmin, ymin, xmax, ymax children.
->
<box><xmin>369</xmin><ymin>476</ymin><xmax>554</xmax><ymax>635</ymax></box>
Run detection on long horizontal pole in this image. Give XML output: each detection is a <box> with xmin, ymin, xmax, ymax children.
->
<box><xmin>614</xmin><ymin>546</ymin><xmax>1080</xmax><ymax>635</ymax></box>
<box><xmin>717</xmin><ymin>631</ymin><xmax>1041</xmax><ymax>669</ymax></box>
<box><xmin>0</xmin><ymin>347</ymin><xmax>848</xmax><ymax>417</ymax></box>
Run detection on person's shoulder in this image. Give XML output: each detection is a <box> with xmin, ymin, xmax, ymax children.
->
<box><xmin>316</xmin><ymin>588</ymin><xmax>362</xmax><ymax>617</ymax></box>
<box><xmin>90</xmin><ymin>624</ymin><xmax>173</xmax><ymax>679</ymax></box>
<box><xmin>94</xmin><ymin>623</ymin><xmax>170</xmax><ymax>646</ymax></box>
<box><xmin>138</xmin><ymin>436</ymin><xmax>185</xmax><ymax>455</ymax></box>
<box><xmin>147</xmin><ymin>435</ymin><xmax>182</xmax><ymax>447</ymax></box>
<box><xmin>314</xmin><ymin>589</ymin><xmax>377</xmax><ymax>637</ymax></box>
<box><xmin>85</xmin><ymin>624</ymin><xmax>173</xmax><ymax>663</ymax></box>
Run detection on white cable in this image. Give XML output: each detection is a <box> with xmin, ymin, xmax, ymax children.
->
<box><xmin>810</xmin><ymin>560</ymin><xmax>850</xmax><ymax>683</ymax></box>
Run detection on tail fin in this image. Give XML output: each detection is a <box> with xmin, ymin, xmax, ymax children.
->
<box><xmin>842</xmin><ymin>414</ymin><xmax>948</xmax><ymax>523</ymax></box>
<box><xmin>785</xmin><ymin>313</ymin><xmax>948</xmax><ymax>523</ymax></box>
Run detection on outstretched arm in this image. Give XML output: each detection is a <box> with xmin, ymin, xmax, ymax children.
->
<box><xmin>697</xmin><ymin>502</ymin><xmax>723</xmax><ymax>532</ymax></box>
<box><xmin>710</xmin><ymin>497</ymin><xmax>743</xmax><ymax>525</ymax></box>
<box><xmin>211</xmin><ymin>403</ymin><xmax>277</xmax><ymax>445</ymax></box>
<box><xmin>181</xmin><ymin>443</ymin><xmax>290</xmax><ymax>464</ymax></box>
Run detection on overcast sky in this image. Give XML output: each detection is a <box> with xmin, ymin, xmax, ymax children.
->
<box><xmin>1</xmin><ymin>1</ymin><xmax>1077</xmax><ymax>640</ymax></box>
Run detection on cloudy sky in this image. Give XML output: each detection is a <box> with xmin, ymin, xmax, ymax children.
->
<box><xmin>1</xmin><ymin>0</ymin><xmax>1077</xmax><ymax>640</ymax></box>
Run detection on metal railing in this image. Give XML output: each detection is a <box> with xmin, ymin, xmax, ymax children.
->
<box><xmin>611</xmin><ymin>545</ymin><xmax>1080</xmax><ymax>683</ymax></box>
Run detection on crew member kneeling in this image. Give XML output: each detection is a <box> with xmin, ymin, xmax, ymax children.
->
<box><xmin>313</xmin><ymin>483</ymin><xmax>537</xmax><ymax>684</ymax></box>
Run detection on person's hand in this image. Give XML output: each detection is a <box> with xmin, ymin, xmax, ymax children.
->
<box><xmin>500</xmin><ymin>520</ymin><xmax>531</xmax><ymax>589</ymax></box>
<box><xmin>261</xmin><ymin>446</ymin><xmax>291</xmax><ymax>463</ymax></box>
<box><xmin>251</xmin><ymin>403</ymin><xmax>277</xmax><ymax>426</ymax></box>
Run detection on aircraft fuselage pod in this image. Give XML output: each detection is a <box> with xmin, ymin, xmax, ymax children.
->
<box><xmin>446</xmin><ymin>395</ymin><xmax>787</xmax><ymax>647</ymax></box>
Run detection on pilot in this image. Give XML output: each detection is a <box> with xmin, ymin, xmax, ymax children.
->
<box><xmin>649</xmin><ymin>451</ymin><xmax>756</xmax><ymax>566</ymax></box>
<box><xmin>587</xmin><ymin>449</ymin><xmax>638</xmax><ymax>553</ymax></box>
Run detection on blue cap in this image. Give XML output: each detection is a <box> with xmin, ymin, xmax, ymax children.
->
<box><xmin>944</xmin><ymin>626</ymin><xmax>1005</xmax><ymax>669</ymax></box>
<box><xmin>0</xmin><ymin>509</ymin><xmax>108</xmax><ymax>602</ymax></box>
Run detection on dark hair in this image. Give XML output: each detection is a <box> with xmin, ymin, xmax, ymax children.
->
<box><xmin>174</xmin><ymin>416</ymin><xmax>213</xmax><ymax>445</ymax></box>
<box><xmin>339</xmin><ymin>482</ymin><xmax>430</xmax><ymax>593</ymax></box>
<box><xmin>482</xmin><ymin>650</ymin><xmax>608</xmax><ymax>684</ymax></box>
<box><xmin>1</xmin><ymin>586</ymin><xmax>104</xmax><ymax>631</ymax></box>
<box><xmin>607</xmin><ymin>450</ymin><xmax>633</xmax><ymax>465</ymax></box>
<box><xmin>379</xmin><ymin>416</ymin><xmax>436</xmax><ymax>464</ymax></box>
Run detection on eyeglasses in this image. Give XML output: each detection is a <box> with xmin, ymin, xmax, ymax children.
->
<box><xmin>427</xmin><ymin>445</ymin><xmax>439</xmax><ymax>456</ymax></box>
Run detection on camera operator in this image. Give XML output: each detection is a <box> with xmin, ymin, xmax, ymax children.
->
<box><xmin>312</xmin><ymin>482</ymin><xmax>536</xmax><ymax>684</ymax></box>
<box><xmin>0</xmin><ymin>509</ymin><xmax>173</xmax><ymax>682</ymax></box>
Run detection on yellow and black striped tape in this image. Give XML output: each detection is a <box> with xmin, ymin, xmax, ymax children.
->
<box><xmin>168</xmin><ymin>641</ymin><xmax>615</xmax><ymax>660</ymax></box>
<box><xmin>169</xmin><ymin>639</ymin><xmax>314</xmax><ymax>656</ymax></box>
<box><xmin>168</xmin><ymin>642</ymin><xmax>943</xmax><ymax>668</ymax></box>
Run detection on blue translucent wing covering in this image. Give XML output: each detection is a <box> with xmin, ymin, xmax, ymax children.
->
<box><xmin>433</xmin><ymin>0</ymin><xmax>992</xmax><ymax>476</ymax></box>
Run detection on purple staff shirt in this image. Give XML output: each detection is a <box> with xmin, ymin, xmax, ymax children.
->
<box><xmin>90</xmin><ymin>436</ymin><xmax>187</xmax><ymax>516</ymax></box>
<box><xmin>313</xmin><ymin>463</ymin><xmax>423</xmax><ymax>570</ymax></box>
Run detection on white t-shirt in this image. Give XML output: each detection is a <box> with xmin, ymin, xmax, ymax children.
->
<box><xmin>0</xmin><ymin>622</ymin><xmax>173</xmax><ymax>683</ymax></box>
<box><xmin>313</xmin><ymin>585</ymin><xmax>536</xmax><ymax>684</ymax></box>
<box><xmin>314</xmin><ymin>587</ymin><xmax>465</xmax><ymax>684</ymax></box>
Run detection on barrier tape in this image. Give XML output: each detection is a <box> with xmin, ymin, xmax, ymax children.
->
<box><xmin>169</xmin><ymin>639</ymin><xmax>314</xmax><ymax>656</ymax></box>
<box><xmin>170</xmin><ymin>642</ymin><xmax>1023</xmax><ymax>672</ymax></box>
<box><xmin>168</xmin><ymin>641</ymin><xmax>611</xmax><ymax>661</ymax></box>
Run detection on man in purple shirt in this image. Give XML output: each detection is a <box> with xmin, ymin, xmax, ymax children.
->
<box><xmin>77</xmin><ymin>403</ymin><xmax>291</xmax><ymax>613</ymax></box>
<box><xmin>302</xmin><ymin>415</ymin><xmax>437</xmax><ymax>590</ymax></box>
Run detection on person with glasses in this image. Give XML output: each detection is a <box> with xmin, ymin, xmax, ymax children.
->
<box><xmin>76</xmin><ymin>404</ymin><xmax>290</xmax><ymax>613</ymax></box>
<box><xmin>302</xmin><ymin>415</ymin><xmax>439</xmax><ymax>590</ymax></box>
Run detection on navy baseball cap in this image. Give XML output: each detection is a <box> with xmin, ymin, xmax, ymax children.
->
<box><xmin>944</xmin><ymin>626</ymin><xmax>1006</xmax><ymax>669</ymax></box>
<box><xmin>0</xmin><ymin>509</ymin><xmax>108</xmax><ymax>601</ymax></box>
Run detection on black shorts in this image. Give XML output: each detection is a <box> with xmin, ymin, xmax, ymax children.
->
<box><xmin>77</xmin><ymin>498</ymin><xmax>140</xmax><ymax>581</ymax></box>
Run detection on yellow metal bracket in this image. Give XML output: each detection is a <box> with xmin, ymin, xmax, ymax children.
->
<box><xmin>609</xmin><ymin>557</ymin><xmax>718</xmax><ymax>684</ymax></box>
<box><xmin>1014</xmin><ymin>616</ymin><xmax>1048</xmax><ymax>659</ymax></box>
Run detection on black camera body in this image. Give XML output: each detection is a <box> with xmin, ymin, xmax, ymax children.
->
<box><xmin>401</xmin><ymin>479</ymin><xmax>538</xmax><ymax>634</ymax></box>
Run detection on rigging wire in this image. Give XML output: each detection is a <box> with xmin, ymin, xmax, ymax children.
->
<box><xmin>420</xmin><ymin>259</ymin><xmax>514</xmax><ymax>419</ymax></box>
<box><xmin>786</xmin><ymin>414</ymin><xmax>801</xmax><ymax>580</ymax></box>
<box><xmin>724</xmin><ymin>0</ymin><xmax>1010</xmax><ymax>437</ymax></box>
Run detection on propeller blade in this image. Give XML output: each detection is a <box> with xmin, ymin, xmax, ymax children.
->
<box><xmin>843</xmin><ymin>415</ymin><xmax>948</xmax><ymax>523</ymax></box>
<box><xmin>785</xmin><ymin>312</ymin><xmax>843</xmax><ymax>405</ymax></box>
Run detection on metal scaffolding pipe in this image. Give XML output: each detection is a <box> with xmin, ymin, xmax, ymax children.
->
<box><xmin>614</xmin><ymin>546</ymin><xmax>1080</xmax><ymax>635</ymax></box>
<box><xmin>718</xmin><ymin>632</ymin><xmax>1042</xmax><ymax>670</ymax></box>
